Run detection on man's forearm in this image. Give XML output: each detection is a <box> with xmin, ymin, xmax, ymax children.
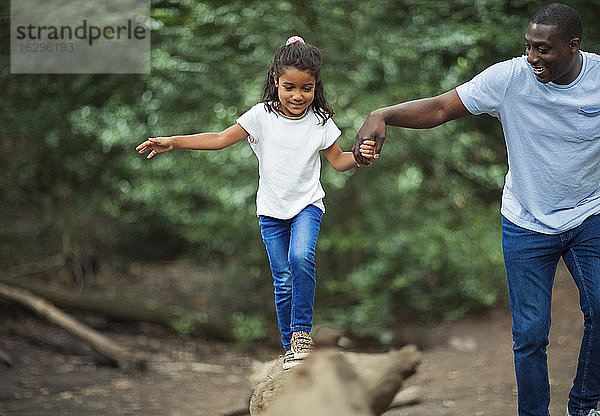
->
<box><xmin>377</xmin><ymin>90</ymin><xmax>468</xmax><ymax>129</ymax></box>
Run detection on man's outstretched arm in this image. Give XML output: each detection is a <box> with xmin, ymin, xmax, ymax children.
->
<box><xmin>353</xmin><ymin>90</ymin><xmax>472</xmax><ymax>165</ymax></box>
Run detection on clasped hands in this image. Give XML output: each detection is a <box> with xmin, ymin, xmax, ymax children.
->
<box><xmin>353</xmin><ymin>111</ymin><xmax>387</xmax><ymax>166</ymax></box>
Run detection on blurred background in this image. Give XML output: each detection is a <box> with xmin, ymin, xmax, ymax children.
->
<box><xmin>1</xmin><ymin>0</ymin><xmax>599</xmax><ymax>348</ymax></box>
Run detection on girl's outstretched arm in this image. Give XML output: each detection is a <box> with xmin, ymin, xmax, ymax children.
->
<box><xmin>136</xmin><ymin>123</ymin><xmax>249</xmax><ymax>159</ymax></box>
<box><xmin>323</xmin><ymin>140</ymin><xmax>375</xmax><ymax>172</ymax></box>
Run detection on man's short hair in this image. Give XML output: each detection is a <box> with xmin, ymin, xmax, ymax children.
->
<box><xmin>531</xmin><ymin>3</ymin><xmax>583</xmax><ymax>40</ymax></box>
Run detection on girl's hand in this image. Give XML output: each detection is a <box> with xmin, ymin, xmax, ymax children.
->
<box><xmin>135</xmin><ymin>137</ymin><xmax>174</xmax><ymax>159</ymax></box>
<box><xmin>358</xmin><ymin>140</ymin><xmax>378</xmax><ymax>162</ymax></box>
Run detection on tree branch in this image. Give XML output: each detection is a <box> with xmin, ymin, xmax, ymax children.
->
<box><xmin>0</xmin><ymin>282</ymin><xmax>147</xmax><ymax>370</ymax></box>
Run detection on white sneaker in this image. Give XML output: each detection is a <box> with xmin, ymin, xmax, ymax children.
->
<box><xmin>282</xmin><ymin>349</ymin><xmax>302</xmax><ymax>370</ymax></box>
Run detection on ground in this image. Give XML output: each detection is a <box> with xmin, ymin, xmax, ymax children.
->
<box><xmin>0</xmin><ymin>261</ymin><xmax>584</xmax><ymax>416</ymax></box>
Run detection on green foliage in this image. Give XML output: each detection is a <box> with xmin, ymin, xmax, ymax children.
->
<box><xmin>169</xmin><ymin>309</ymin><xmax>210</xmax><ymax>337</ymax></box>
<box><xmin>2</xmin><ymin>0</ymin><xmax>599</xmax><ymax>343</ymax></box>
<box><xmin>231</xmin><ymin>312</ymin><xmax>268</xmax><ymax>343</ymax></box>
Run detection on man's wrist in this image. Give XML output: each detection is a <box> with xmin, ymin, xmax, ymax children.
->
<box><xmin>371</xmin><ymin>108</ymin><xmax>388</xmax><ymax>125</ymax></box>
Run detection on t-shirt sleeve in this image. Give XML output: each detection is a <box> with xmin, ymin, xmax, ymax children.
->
<box><xmin>455</xmin><ymin>59</ymin><xmax>515</xmax><ymax>118</ymax></box>
<box><xmin>236</xmin><ymin>103</ymin><xmax>262</xmax><ymax>145</ymax></box>
<box><xmin>321</xmin><ymin>118</ymin><xmax>342</xmax><ymax>150</ymax></box>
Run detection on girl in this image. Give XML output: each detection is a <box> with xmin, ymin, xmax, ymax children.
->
<box><xmin>136</xmin><ymin>36</ymin><xmax>374</xmax><ymax>369</ymax></box>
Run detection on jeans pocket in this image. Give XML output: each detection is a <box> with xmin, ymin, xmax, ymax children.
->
<box><xmin>576</xmin><ymin>106</ymin><xmax>600</xmax><ymax>140</ymax></box>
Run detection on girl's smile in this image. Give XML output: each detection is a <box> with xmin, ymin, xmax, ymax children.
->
<box><xmin>275</xmin><ymin>68</ymin><xmax>315</xmax><ymax>117</ymax></box>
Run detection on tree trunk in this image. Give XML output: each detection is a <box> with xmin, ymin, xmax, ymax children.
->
<box><xmin>249</xmin><ymin>345</ymin><xmax>421</xmax><ymax>416</ymax></box>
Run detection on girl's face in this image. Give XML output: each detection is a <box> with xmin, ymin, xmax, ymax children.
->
<box><xmin>275</xmin><ymin>68</ymin><xmax>316</xmax><ymax>117</ymax></box>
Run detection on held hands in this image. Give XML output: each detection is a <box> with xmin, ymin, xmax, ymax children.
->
<box><xmin>135</xmin><ymin>137</ymin><xmax>174</xmax><ymax>159</ymax></box>
<box><xmin>352</xmin><ymin>110</ymin><xmax>387</xmax><ymax>166</ymax></box>
<box><xmin>357</xmin><ymin>140</ymin><xmax>377</xmax><ymax>165</ymax></box>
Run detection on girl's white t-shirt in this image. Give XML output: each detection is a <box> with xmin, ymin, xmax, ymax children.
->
<box><xmin>237</xmin><ymin>103</ymin><xmax>341</xmax><ymax>220</ymax></box>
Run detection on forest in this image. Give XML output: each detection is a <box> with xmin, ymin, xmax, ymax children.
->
<box><xmin>2</xmin><ymin>0</ymin><xmax>599</xmax><ymax>346</ymax></box>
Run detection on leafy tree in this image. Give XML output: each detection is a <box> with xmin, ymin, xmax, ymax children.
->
<box><xmin>2</xmin><ymin>0</ymin><xmax>599</xmax><ymax>342</ymax></box>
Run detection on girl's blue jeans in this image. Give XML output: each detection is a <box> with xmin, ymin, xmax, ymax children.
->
<box><xmin>502</xmin><ymin>215</ymin><xmax>600</xmax><ymax>416</ymax></box>
<box><xmin>259</xmin><ymin>204</ymin><xmax>323</xmax><ymax>350</ymax></box>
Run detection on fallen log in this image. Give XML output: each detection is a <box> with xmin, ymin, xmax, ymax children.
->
<box><xmin>0</xmin><ymin>275</ymin><xmax>232</xmax><ymax>340</ymax></box>
<box><xmin>0</xmin><ymin>348</ymin><xmax>12</xmax><ymax>367</ymax></box>
<box><xmin>0</xmin><ymin>282</ymin><xmax>147</xmax><ymax>370</ymax></box>
<box><xmin>249</xmin><ymin>345</ymin><xmax>421</xmax><ymax>416</ymax></box>
<box><xmin>7</xmin><ymin>255</ymin><xmax>65</xmax><ymax>278</ymax></box>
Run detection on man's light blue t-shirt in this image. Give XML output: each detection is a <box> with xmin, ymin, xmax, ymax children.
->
<box><xmin>456</xmin><ymin>51</ymin><xmax>600</xmax><ymax>234</ymax></box>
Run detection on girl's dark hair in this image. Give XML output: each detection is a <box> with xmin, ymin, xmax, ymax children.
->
<box><xmin>261</xmin><ymin>39</ymin><xmax>334</xmax><ymax>125</ymax></box>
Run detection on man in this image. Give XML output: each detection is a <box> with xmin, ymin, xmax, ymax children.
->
<box><xmin>353</xmin><ymin>4</ymin><xmax>600</xmax><ymax>416</ymax></box>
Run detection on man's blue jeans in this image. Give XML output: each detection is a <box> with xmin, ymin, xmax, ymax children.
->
<box><xmin>502</xmin><ymin>215</ymin><xmax>600</xmax><ymax>416</ymax></box>
<box><xmin>259</xmin><ymin>204</ymin><xmax>323</xmax><ymax>350</ymax></box>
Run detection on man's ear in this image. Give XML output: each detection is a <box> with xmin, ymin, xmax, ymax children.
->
<box><xmin>570</xmin><ymin>37</ymin><xmax>581</xmax><ymax>53</ymax></box>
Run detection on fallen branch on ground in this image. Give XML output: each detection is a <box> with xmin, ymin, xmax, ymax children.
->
<box><xmin>0</xmin><ymin>282</ymin><xmax>147</xmax><ymax>370</ymax></box>
<box><xmin>0</xmin><ymin>275</ymin><xmax>232</xmax><ymax>340</ymax></box>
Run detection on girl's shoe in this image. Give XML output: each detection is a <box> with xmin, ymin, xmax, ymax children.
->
<box><xmin>291</xmin><ymin>331</ymin><xmax>314</xmax><ymax>359</ymax></box>
<box><xmin>282</xmin><ymin>349</ymin><xmax>302</xmax><ymax>370</ymax></box>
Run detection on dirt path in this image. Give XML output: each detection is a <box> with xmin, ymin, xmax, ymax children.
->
<box><xmin>0</xmin><ymin>261</ymin><xmax>584</xmax><ymax>416</ymax></box>
<box><xmin>386</xmin><ymin>260</ymin><xmax>582</xmax><ymax>416</ymax></box>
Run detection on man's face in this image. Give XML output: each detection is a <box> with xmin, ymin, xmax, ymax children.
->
<box><xmin>524</xmin><ymin>22</ymin><xmax>581</xmax><ymax>84</ymax></box>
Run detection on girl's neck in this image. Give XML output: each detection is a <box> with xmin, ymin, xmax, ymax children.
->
<box><xmin>275</xmin><ymin>102</ymin><xmax>310</xmax><ymax>120</ymax></box>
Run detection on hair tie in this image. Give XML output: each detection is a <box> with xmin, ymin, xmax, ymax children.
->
<box><xmin>286</xmin><ymin>36</ymin><xmax>305</xmax><ymax>46</ymax></box>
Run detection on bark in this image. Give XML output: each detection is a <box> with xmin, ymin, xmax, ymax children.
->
<box><xmin>7</xmin><ymin>255</ymin><xmax>65</xmax><ymax>278</ymax></box>
<box><xmin>0</xmin><ymin>348</ymin><xmax>12</xmax><ymax>367</ymax></box>
<box><xmin>0</xmin><ymin>282</ymin><xmax>147</xmax><ymax>370</ymax></box>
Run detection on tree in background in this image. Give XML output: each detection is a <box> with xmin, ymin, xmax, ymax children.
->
<box><xmin>2</xmin><ymin>0</ymin><xmax>599</xmax><ymax>343</ymax></box>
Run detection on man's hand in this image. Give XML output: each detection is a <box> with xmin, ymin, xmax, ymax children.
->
<box><xmin>353</xmin><ymin>110</ymin><xmax>387</xmax><ymax>166</ymax></box>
